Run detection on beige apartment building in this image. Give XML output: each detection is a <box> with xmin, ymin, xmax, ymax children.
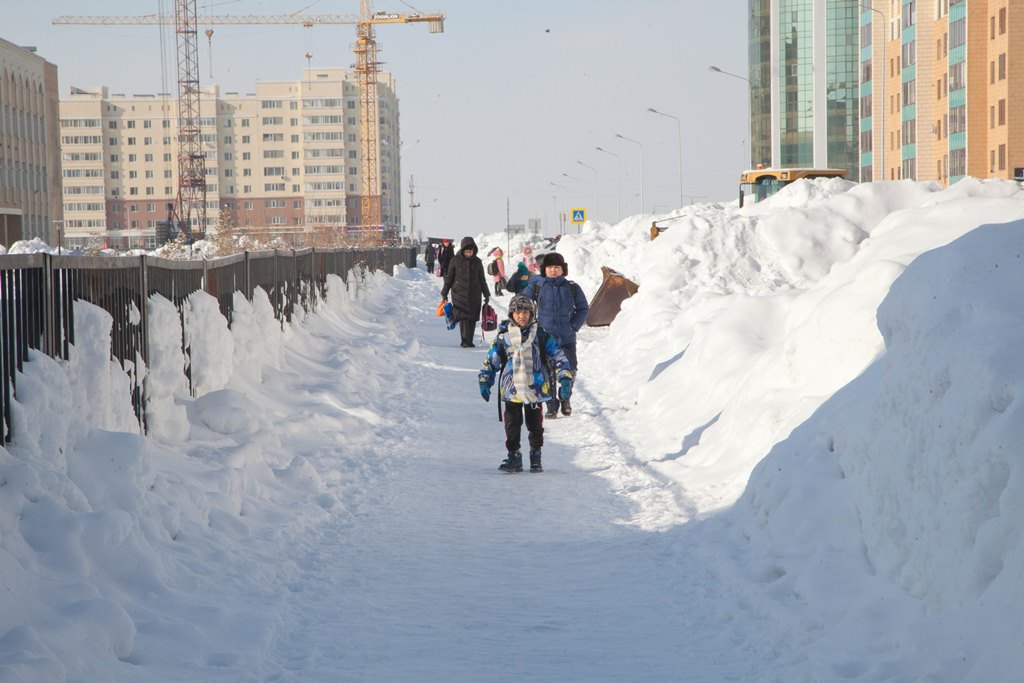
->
<box><xmin>859</xmin><ymin>0</ymin><xmax>1024</xmax><ymax>185</ymax></box>
<box><xmin>0</xmin><ymin>37</ymin><xmax>62</xmax><ymax>248</ymax></box>
<box><xmin>59</xmin><ymin>68</ymin><xmax>401</xmax><ymax>250</ymax></box>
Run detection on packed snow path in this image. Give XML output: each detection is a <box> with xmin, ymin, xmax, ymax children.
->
<box><xmin>245</xmin><ymin>270</ymin><xmax>784</xmax><ymax>682</ymax></box>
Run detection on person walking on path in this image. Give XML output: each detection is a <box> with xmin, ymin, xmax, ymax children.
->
<box><xmin>438</xmin><ymin>240</ymin><xmax>455</xmax><ymax>278</ymax></box>
<box><xmin>518</xmin><ymin>244</ymin><xmax>539</xmax><ymax>274</ymax></box>
<box><xmin>478</xmin><ymin>295</ymin><xmax>573</xmax><ymax>473</ymax></box>
<box><xmin>521</xmin><ymin>252</ymin><xmax>589</xmax><ymax>418</ymax></box>
<box><xmin>506</xmin><ymin>261</ymin><xmax>532</xmax><ymax>295</ymax></box>
<box><xmin>441</xmin><ymin>236</ymin><xmax>491</xmax><ymax>348</ymax></box>
<box><xmin>486</xmin><ymin>247</ymin><xmax>507</xmax><ymax>296</ymax></box>
<box><xmin>424</xmin><ymin>242</ymin><xmax>436</xmax><ymax>275</ymax></box>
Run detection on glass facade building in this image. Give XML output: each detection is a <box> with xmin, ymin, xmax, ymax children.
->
<box><xmin>748</xmin><ymin>0</ymin><xmax>860</xmax><ymax>174</ymax></box>
<box><xmin>749</xmin><ymin>0</ymin><xmax>773</xmax><ymax>168</ymax></box>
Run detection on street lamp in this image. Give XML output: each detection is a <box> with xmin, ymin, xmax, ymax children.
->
<box><xmin>614</xmin><ymin>133</ymin><xmax>645</xmax><ymax>215</ymax></box>
<box><xmin>647</xmin><ymin>107</ymin><xmax>684</xmax><ymax>209</ymax></box>
<box><xmin>709</xmin><ymin>65</ymin><xmax>752</xmax><ymax>168</ymax></box>
<box><xmin>549</xmin><ymin>182</ymin><xmax>566</xmax><ymax>236</ymax></box>
<box><xmin>859</xmin><ymin>2</ymin><xmax>886</xmax><ymax>179</ymax></box>
<box><xmin>53</xmin><ymin>219</ymin><xmax>64</xmax><ymax>255</ymax></box>
<box><xmin>575</xmin><ymin>160</ymin><xmax>599</xmax><ymax>224</ymax></box>
<box><xmin>594</xmin><ymin>146</ymin><xmax>621</xmax><ymax>221</ymax></box>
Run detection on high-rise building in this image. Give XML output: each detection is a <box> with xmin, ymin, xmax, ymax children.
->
<box><xmin>0</xmin><ymin>37</ymin><xmax>62</xmax><ymax>248</ymax></box>
<box><xmin>59</xmin><ymin>68</ymin><xmax>401</xmax><ymax>249</ymax></box>
<box><xmin>748</xmin><ymin>0</ymin><xmax>861</xmax><ymax>174</ymax></box>
<box><xmin>859</xmin><ymin>0</ymin><xmax>1024</xmax><ymax>185</ymax></box>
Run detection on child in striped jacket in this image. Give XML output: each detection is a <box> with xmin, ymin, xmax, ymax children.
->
<box><xmin>477</xmin><ymin>295</ymin><xmax>573</xmax><ymax>473</ymax></box>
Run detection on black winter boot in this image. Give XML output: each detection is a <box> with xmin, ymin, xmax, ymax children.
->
<box><xmin>545</xmin><ymin>401</ymin><xmax>559</xmax><ymax>419</ymax></box>
<box><xmin>499</xmin><ymin>451</ymin><xmax>523</xmax><ymax>473</ymax></box>
<box><xmin>529</xmin><ymin>449</ymin><xmax>543</xmax><ymax>472</ymax></box>
<box><xmin>560</xmin><ymin>397</ymin><xmax>572</xmax><ymax>416</ymax></box>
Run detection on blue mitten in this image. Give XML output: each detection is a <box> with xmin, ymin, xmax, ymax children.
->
<box><xmin>480</xmin><ymin>383</ymin><xmax>491</xmax><ymax>402</ymax></box>
<box><xmin>558</xmin><ymin>378</ymin><xmax>572</xmax><ymax>400</ymax></box>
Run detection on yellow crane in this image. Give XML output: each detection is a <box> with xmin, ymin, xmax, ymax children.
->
<box><xmin>54</xmin><ymin>2</ymin><xmax>445</xmax><ymax>245</ymax></box>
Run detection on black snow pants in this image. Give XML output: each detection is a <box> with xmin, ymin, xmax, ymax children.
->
<box><xmin>503</xmin><ymin>401</ymin><xmax>544</xmax><ymax>453</ymax></box>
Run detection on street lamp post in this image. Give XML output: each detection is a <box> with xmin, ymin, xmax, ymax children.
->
<box><xmin>549</xmin><ymin>182</ymin><xmax>566</xmax><ymax>236</ymax></box>
<box><xmin>594</xmin><ymin>146</ymin><xmax>621</xmax><ymax>221</ymax></box>
<box><xmin>575</xmin><ymin>160</ymin><xmax>599</xmax><ymax>225</ymax></box>
<box><xmin>614</xmin><ymin>133</ymin><xmax>645</xmax><ymax>214</ymax></box>
<box><xmin>708</xmin><ymin>65</ymin><xmax>752</xmax><ymax>168</ymax></box>
<box><xmin>860</xmin><ymin>2</ymin><xmax>886</xmax><ymax>179</ymax></box>
<box><xmin>647</xmin><ymin>107</ymin><xmax>684</xmax><ymax>209</ymax></box>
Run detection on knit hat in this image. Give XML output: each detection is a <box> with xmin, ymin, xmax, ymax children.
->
<box><xmin>515</xmin><ymin>261</ymin><xmax>530</xmax><ymax>277</ymax></box>
<box><xmin>508</xmin><ymin>294</ymin><xmax>536</xmax><ymax>318</ymax></box>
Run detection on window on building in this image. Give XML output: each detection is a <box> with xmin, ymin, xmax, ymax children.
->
<box><xmin>999</xmin><ymin>53</ymin><xmax>1006</xmax><ymax>80</ymax></box>
<box><xmin>999</xmin><ymin>7</ymin><xmax>1006</xmax><ymax>34</ymax></box>
<box><xmin>950</xmin><ymin>18</ymin><xmax>965</xmax><ymax>48</ymax></box>
<box><xmin>949</xmin><ymin>105</ymin><xmax>966</xmax><ymax>134</ymax></box>
<box><xmin>999</xmin><ymin>99</ymin><xmax>1006</xmax><ymax>125</ymax></box>
<box><xmin>991</xmin><ymin>105</ymin><xmax>996</xmax><ymax>129</ymax></box>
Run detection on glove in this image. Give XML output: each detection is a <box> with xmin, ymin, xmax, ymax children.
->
<box><xmin>480</xmin><ymin>383</ymin><xmax>491</xmax><ymax>402</ymax></box>
<box><xmin>558</xmin><ymin>378</ymin><xmax>572</xmax><ymax>400</ymax></box>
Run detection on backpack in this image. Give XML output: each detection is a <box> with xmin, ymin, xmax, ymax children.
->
<box><xmin>530</xmin><ymin>279</ymin><xmax>579</xmax><ymax>307</ymax></box>
<box><xmin>487</xmin><ymin>260</ymin><xmax>499</xmax><ymax>276</ymax></box>
<box><xmin>480</xmin><ymin>302</ymin><xmax>498</xmax><ymax>333</ymax></box>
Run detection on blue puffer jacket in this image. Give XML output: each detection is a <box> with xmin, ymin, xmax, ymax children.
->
<box><xmin>479</xmin><ymin>320</ymin><xmax>572</xmax><ymax>404</ymax></box>
<box><xmin>520</xmin><ymin>275</ymin><xmax>589</xmax><ymax>345</ymax></box>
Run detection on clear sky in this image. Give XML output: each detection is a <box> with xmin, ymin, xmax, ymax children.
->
<box><xmin>7</xmin><ymin>0</ymin><xmax>748</xmax><ymax>238</ymax></box>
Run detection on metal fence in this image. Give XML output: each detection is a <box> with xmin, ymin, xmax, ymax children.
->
<box><xmin>0</xmin><ymin>246</ymin><xmax>416</xmax><ymax>443</ymax></box>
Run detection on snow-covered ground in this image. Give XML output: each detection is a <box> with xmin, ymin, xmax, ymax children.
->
<box><xmin>4</xmin><ymin>177</ymin><xmax>1024</xmax><ymax>681</ymax></box>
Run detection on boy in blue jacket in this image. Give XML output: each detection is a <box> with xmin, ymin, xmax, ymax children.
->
<box><xmin>521</xmin><ymin>252</ymin><xmax>589</xmax><ymax>418</ymax></box>
<box><xmin>478</xmin><ymin>295</ymin><xmax>573</xmax><ymax>473</ymax></box>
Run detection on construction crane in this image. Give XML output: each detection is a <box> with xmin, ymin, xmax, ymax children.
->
<box><xmin>54</xmin><ymin>3</ymin><xmax>445</xmax><ymax>245</ymax></box>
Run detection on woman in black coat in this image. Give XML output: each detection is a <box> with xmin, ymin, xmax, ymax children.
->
<box><xmin>441</xmin><ymin>236</ymin><xmax>491</xmax><ymax>347</ymax></box>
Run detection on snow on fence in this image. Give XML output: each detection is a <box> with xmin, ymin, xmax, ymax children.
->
<box><xmin>0</xmin><ymin>247</ymin><xmax>416</xmax><ymax>442</ymax></box>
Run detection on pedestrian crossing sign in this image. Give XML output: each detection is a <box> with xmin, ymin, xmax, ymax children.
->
<box><xmin>571</xmin><ymin>208</ymin><xmax>586</xmax><ymax>224</ymax></box>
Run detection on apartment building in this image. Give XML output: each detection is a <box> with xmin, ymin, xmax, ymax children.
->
<box><xmin>748</xmin><ymin>0</ymin><xmax>861</xmax><ymax>174</ymax></box>
<box><xmin>0</xmin><ymin>37</ymin><xmax>62</xmax><ymax>248</ymax></box>
<box><xmin>859</xmin><ymin>0</ymin><xmax>1024</xmax><ymax>184</ymax></box>
<box><xmin>59</xmin><ymin>68</ymin><xmax>401</xmax><ymax>249</ymax></box>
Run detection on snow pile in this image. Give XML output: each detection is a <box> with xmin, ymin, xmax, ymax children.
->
<box><xmin>5</xmin><ymin>175</ymin><xmax>1024</xmax><ymax>678</ymax></box>
<box><xmin>0</xmin><ymin>267</ymin><xmax>401</xmax><ymax>680</ymax></box>
<box><xmin>738</xmin><ymin>219</ymin><xmax>1024</xmax><ymax>679</ymax></box>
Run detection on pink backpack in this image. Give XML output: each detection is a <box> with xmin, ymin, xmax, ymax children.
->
<box><xmin>480</xmin><ymin>302</ymin><xmax>497</xmax><ymax>338</ymax></box>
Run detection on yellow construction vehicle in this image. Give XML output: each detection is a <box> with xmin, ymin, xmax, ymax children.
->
<box><xmin>739</xmin><ymin>167</ymin><xmax>847</xmax><ymax>208</ymax></box>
